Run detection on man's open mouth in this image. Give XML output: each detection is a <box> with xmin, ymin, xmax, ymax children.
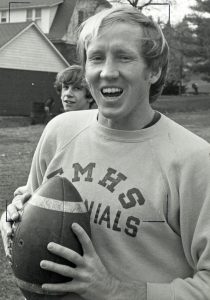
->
<box><xmin>64</xmin><ymin>99</ymin><xmax>75</xmax><ymax>104</ymax></box>
<box><xmin>101</xmin><ymin>87</ymin><xmax>123</xmax><ymax>97</ymax></box>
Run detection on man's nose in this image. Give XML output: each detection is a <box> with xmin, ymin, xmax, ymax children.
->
<box><xmin>100</xmin><ymin>58</ymin><xmax>119</xmax><ymax>79</ymax></box>
<box><xmin>66</xmin><ymin>86</ymin><xmax>74</xmax><ymax>96</ymax></box>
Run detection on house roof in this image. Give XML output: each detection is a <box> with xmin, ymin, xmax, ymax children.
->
<box><xmin>0</xmin><ymin>22</ymin><xmax>30</xmax><ymax>48</ymax></box>
<box><xmin>0</xmin><ymin>22</ymin><xmax>69</xmax><ymax>67</ymax></box>
<box><xmin>96</xmin><ymin>0</ymin><xmax>112</xmax><ymax>8</ymax></box>
<box><xmin>0</xmin><ymin>0</ymin><xmax>63</xmax><ymax>10</ymax></box>
<box><xmin>48</xmin><ymin>0</ymin><xmax>77</xmax><ymax>42</ymax></box>
<box><xmin>48</xmin><ymin>0</ymin><xmax>112</xmax><ymax>42</ymax></box>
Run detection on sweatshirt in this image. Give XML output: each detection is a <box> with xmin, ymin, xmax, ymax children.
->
<box><xmin>26</xmin><ymin>109</ymin><xmax>210</xmax><ymax>300</ymax></box>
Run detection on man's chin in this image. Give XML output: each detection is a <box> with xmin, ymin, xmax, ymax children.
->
<box><xmin>98</xmin><ymin>105</ymin><xmax>121</xmax><ymax>118</ymax></box>
<box><xmin>63</xmin><ymin>104</ymin><xmax>74</xmax><ymax>112</ymax></box>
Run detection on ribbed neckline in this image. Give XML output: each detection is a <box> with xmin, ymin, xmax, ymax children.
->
<box><xmin>90</xmin><ymin>110</ymin><xmax>168</xmax><ymax>142</ymax></box>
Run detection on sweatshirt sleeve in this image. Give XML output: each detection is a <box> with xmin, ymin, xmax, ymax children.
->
<box><xmin>147</xmin><ymin>145</ymin><xmax>210</xmax><ymax>300</ymax></box>
<box><xmin>25</xmin><ymin>110</ymin><xmax>97</xmax><ymax>193</ymax></box>
<box><xmin>26</xmin><ymin>118</ymin><xmax>60</xmax><ymax>193</ymax></box>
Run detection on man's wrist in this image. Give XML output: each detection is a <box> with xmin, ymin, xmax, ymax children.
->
<box><xmin>110</xmin><ymin>276</ymin><xmax>147</xmax><ymax>300</ymax></box>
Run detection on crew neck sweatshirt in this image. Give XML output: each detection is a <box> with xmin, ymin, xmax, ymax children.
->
<box><xmin>26</xmin><ymin>109</ymin><xmax>210</xmax><ymax>300</ymax></box>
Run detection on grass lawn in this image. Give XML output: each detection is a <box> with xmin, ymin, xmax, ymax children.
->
<box><xmin>0</xmin><ymin>95</ymin><xmax>210</xmax><ymax>299</ymax></box>
<box><xmin>0</xmin><ymin>121</ymin><xmax>44</xmax><ymax>300</ymax></box>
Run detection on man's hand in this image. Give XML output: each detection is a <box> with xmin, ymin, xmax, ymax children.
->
<box><xmin>41</xmin><ymin>223</ymin><xmax>146</xmax><ymax>300</ymax></box>
<box><xmin>0</xmin><ymin>192</ymin><xmax>31</xmax><ymax>259</ymax></box>
<box><xmin>41</xmin><ymin>223</ymin><xmax>115</xmax><ymax>299</ymax></box>
<box><xmin>7</xmin><ymin>191</ymin><xmax>31</xmax><ymax>220</ymax></box>
<box><xmin>0</xmin><ymin>211</ymin><xmax>13</xmax><ymax>259</ymax></box>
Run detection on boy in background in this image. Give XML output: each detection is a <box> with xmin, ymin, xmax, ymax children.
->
<box><xmin>54</xmin><ymin>65</ymin><xmax>95</xmax><ymax>112</ymax></box>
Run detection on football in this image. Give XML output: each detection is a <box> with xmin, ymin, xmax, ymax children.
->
<box><xmin>11</xmin><ymin>176</ymin><xmax>91</xmax><ymax>300</ymax></box>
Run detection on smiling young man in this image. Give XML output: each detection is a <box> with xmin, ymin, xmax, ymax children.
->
<box><xmin>84</xmin><ymin>23</ymin><xmax>160</xmax><ymax>130</ymax></box>
<box><xmin>1</xmin><ymin>6</ymin><xmax>210</xmax><ymax>300</ymax></box>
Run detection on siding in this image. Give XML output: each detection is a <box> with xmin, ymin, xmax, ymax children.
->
<box><xmin>9</xmin><ymin>9</ymin><xmax>24</xmax><ymax>23</ymax></box>
<box><xmin>49</xmin><ymin>6</ymin><xmax>58</xmax><ymax>30</ymax></box>
<box><xmin>0</xmin><ymin>68</ymin><xmax>62</xmax><ymax>116</ymax></box>
<box><xmin>67</xmin><ymin>0</ymin><xmax>95</xmax><ymax>44</ymax></box>
<box><xmin>0</xmin><ymin>25</ymin><xmax>67</xmax><ymax>72</ymax></box>
<box><xmin>66</xmin><ymin>0</ymin><xmax>110</xmax><ymax>44</ymax></box>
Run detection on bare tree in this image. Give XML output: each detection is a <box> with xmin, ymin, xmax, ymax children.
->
<box><xmin>109</xmin><ymin>0</ymin><xmax>175</xmax><ymax>10</ymax></box>
<box><xmin>109</xmin><ymin>0</ymin><xmax>154</xmax><ymax>9</ymax></box>
<box><xmin>127</xmin><ymin>0</ymin><xmax>151</xmax><ymax>8</ymax></box>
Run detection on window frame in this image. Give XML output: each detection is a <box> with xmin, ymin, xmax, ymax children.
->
<box><xmin>35</xmin><ymin>8</ymin><xmax>41</xmax><ymax>20</ymax></box>
<box><xmin>26</xmin><ymin>8</ymin><xmax>33</xmax><ymax>21</ymax></box>
<box><xmin>1</xmin><ymin>11</ymin><xmax>7</xmax><ymax>23</ymax></box>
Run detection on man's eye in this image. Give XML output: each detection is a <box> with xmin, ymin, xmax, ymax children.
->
<box><xmin>89</xmin><ymin>56</ymin><xmax>103</xmax><ymax>62</ymax></box>
<box><xmin>63</xmin><ymin>85</ymin><xmax>69</xmax><ymax>90</ymax></box>
<box><xmin>73</xmin><ymin>86</ymin><xmax>82</xmax><ymax>91</ymax></box>
<box><xmin>119</xmin><ymin>55</ymin><xmax>131</xmax><ymax>61</ymax></box>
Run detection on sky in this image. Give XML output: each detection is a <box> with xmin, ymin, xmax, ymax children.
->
<box><xmin>162</xmin><ymin>0</ymin><xmax>196</xmax><ymax>24</ymax></box>
<box><xmin>109</xmin><ymin>0</ymin><xmax>197</xmax><ymax>24</ymax></box>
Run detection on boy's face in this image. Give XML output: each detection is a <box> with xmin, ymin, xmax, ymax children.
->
<box><xmin>61</xmin><ymin>84</ymin><xmax>91</xmax><ymax>112</ymax></box>
<box><xmin>85</xmin><ymin>22</ymin><xmax>158</xmax><ymax>130</ymax></box>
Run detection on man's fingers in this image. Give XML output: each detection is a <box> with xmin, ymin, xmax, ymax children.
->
<box><xmin>42</xmin><ymin>282</ymin><xmax>83</xmax><ymax>296</ymax></box>
<box><xmin>41</xmin><ymin>260</ymin><xmax>77</xmax><ymax>278</ymax></box>
<box><xmin>0</xmin><ymin>212</ymin><xmax>12</xmax><ymax>236</ymax></box>
<box><xmin>71</xmin><ymin>223</ymin><xmax>93</xmax><ymax>255</ymax></box>
<box><xmin>7</xmin><ymin>192</ymin><xmax>31</xmax><ymax>220</ymax></box>
<box><xmin>42</xmin><ymin>282</ymin><xmax>72</xmax><ymax>293</ymax></box>
<box><xmin>14</xmin><ymin>193</ymin><xmax>31</xmax><ymax>209</ymax></box>
<box><xmin>0</xmin><ymin>212</ymin><xmax>12</xmax><ymax>258</ymax></box>
<box><xmin>0</xmin><ymin>191</ymin><xmax>31</xmax><ymax>262</ymax></box>
<box><xmin>14</xmin><ymin>186</ymin><xmax>28</xmax><ymax>196</ymax></box>
<box><xmin>22</xmin><ymin>192</ymin><xmax>31</xmax><ymax>204</ymax></box>
<box><xmin>6</xmin><ymin>203</ymin><xmax>20</xmax><ymax>221</ymax></box>
<box><xmin>47</xmin><ymin>242</ymin><xmax>83</xmax><ymax>266</ymax></box>
<box><xmin>12</xmin><ymin>193</ymin><xmax>31</xmax><ymax>208</ymax></box>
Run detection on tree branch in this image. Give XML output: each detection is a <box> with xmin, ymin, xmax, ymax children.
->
<box><xmin>126</xmin><ymin>0</ymin><xmax>153</xmax><ymax>9</ymax></box>
<box><xmin>139</xmin><ymin>0</ymin><xmax>153</xmax><ymax>8</ymax></box>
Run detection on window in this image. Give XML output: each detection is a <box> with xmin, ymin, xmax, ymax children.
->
<box><xmin>78</xmin><ymin>10</ymin><xmax>84</xmax><ymax>25</ymax></box>
<box><xmin>1</xmin><ymin>11</ymin><xmax>7</xmax><ymax>23</ymax></box>
<box><xmin>35</xmin><ymin>8</ymin><xmax>41</xmax><ymax>20</ymax></box>
<box><xmin>35</xmin><ymin>8</ymin><xmax>41</xmax><ymax>26</ymax></box>
<box><xmin>26</xmin><ymin>9</ymin><xmax>32</xmax><ymax>21</ymax></box>
<box><xmin>26</xmin><ymin>8</ymin><xmax>41</xmax><ymax>25</ymax></box>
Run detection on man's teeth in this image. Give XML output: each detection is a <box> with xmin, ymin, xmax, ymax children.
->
<box><xmin>101</xmin><ymin>87</ymin><xmax>123</xmax><ymax>97</ymax></box>
<box><xmin>102</xmin><ymin>88</ymin><xmax>122</xmax><ymax>93</ymax></box>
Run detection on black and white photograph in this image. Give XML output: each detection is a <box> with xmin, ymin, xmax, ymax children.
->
<box><xmin>0</xmin><ymin>0</ymin><xmax>210</xmax><ymax>299</ymax></box>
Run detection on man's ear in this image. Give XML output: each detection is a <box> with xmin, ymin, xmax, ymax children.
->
<box><xmin>150</xmin><ymin>68</ymin><xmax>162</xmax><ymax>84</ymax></box>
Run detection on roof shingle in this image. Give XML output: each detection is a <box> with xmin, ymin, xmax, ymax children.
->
<box><xmin>0</xmin><ymin>0</ymin><xmax>63</xmax><ymax>10</ymax></box>
<box><xmin>48</xmin><ymin>0</ymin><xmax>111</xmax><ymax>42</ymax></box>
<box><xmin>96</xmin><ymin>0</ymin><xmax>112</xmax><ymax>8</ymax></box>
<box><xmin>48</xmin><ymin>0</ymin><xmax>77</xmax><ymax>42</ymax></box>
<box><xmin>0</xmin><ymin>22</ymin><xmax>31</xmax><ymax>48</ymax></box>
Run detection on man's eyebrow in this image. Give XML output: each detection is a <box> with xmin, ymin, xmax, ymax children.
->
<box><xmin>87</xmin><ymin>47</ymin><xmax>136</xmax><ymax>55</ymax></box>
<box><xmin>87</xmin><ymin>48</ymin><xmax>104</xmax><ymax>55</ymax></box>
<box><xmin>114</xmin><ymin>48</ymin><xmax>136</xmax><ymax>54</ymax></box>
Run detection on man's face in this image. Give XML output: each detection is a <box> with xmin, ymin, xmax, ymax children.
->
<box><xmin>85</xmin><ymin>23</ymin><xmax>156</xmax><ymax>130</ymax></box>
<box><xmin>61</xmin><ymin>84</ymin><xmax>91</xmax><ymax>112</ymax></box>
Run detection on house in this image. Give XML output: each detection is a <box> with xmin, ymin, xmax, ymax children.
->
<box><xmin>0</xmin><ymin>21</ymin><xmax>69</xmax><ymax>116</ymax></box>
<box><xmin>0</xmin><ymin>0</ymin><xmax>64</xmax><ymax>34</ymax></box>
<box><xmin>0</xmin><ymin>0</ymin><xmax>112</xmax><ymax>63</ymax></box>
<box><xmin>48</xmin><ymin>0</ymin><xmax>112</xmax><ymax>63</ymax></box>
<box><xmin>0</xmin><ymin>0</ymin><xmax>111</xmax><ymax>116</ymax></box>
